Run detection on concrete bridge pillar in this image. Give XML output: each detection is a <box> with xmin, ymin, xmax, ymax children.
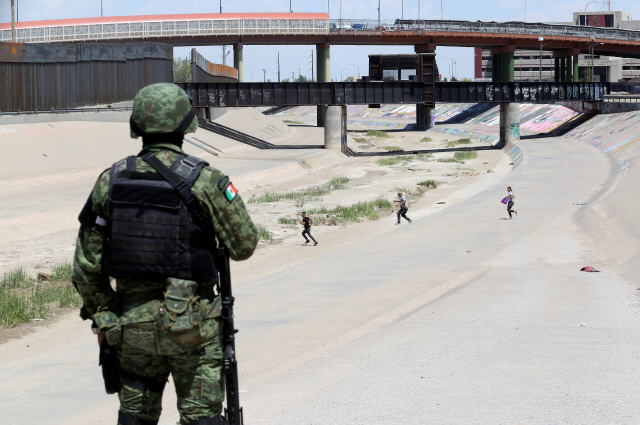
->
<box><xmin>554</xmin><ymin>58</ymin><xmax>560</xmax><ymax>82</ymax></box>
<box><xmin>499</xmin><ymin>103</ymin><xmax>520</xmax><ymax>148</ymax></box>
<box><xmin>566</xmin><ymin>55</ymin><xmax>573</xmax><ymax>82</ymax></box>
<box><xmin>560</xmin><ymin>56</ymin><xmax>566</xmax><ymax>82</ymax></box>
<box><xmin>572</xmin><ymin>55</ymin><xmax>579</xmax><ymax>82</ymax></box>
<box><xmin>316</xmin><ymin>43</ymin><xmax>331</xmax><ymax>127</ymax></box>
<box><xmin>324</xmin><ymin>105</ymin><xmax>346</xmax><ymax>152</ymax></box>
<box><xmin>234</xmin><ymin>43</ymin><xmax>243</xmax><ymax>82</ymax></box>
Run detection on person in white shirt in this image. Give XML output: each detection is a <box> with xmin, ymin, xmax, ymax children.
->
<box><xmin>506</xmin><ymin>186</ymin><xmax>518</xmax><ymax>219</ymax></box>
<box><xmin>394</xmin><ymin>192</ymin><xmax>412</xmax><ymax>225</ymax></box>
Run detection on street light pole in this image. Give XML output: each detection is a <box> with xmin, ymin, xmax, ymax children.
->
<box><xmin>350</xmin><ymin>63</ymin><xmax>360</xmax><ymax>77</ymax></box>
<box><xmin>377</xmin><ymin>0</ymin><xmax>380</xmax><ymax>29</ymax></box>
<box><xmin>418</xmin><ymin>0</ymin><xmax>420</xmax><ymax>27</ymax></box>
<box><xmin>340</xmin><ymin>0</ymin><xmax>342</xmax><ymax>28</ymax></box>
<box><xmin>262</xmin><ymin>69</ymin><xmax>267</xmax><ymax>82</ymax></box>
<box><xmin>539</xmin><ymin>36</ymin><xmax>544</xmax><ymax>81</ymax></box>
<box><xmin>11</xmin><ymin>0</ymin><xmax>15</xmax><ymax>42</ymax></box>
<box><xmin>290</xmin><ymin>0</ymin><xmax>292</xmax><ymax>12</ymax></box>
<box><xmin>220</xmin><ymin>0</ymin><xmax>222</xmax><ymax>13</ymax></box>
<box><xmin>584</xmin><ymin>1</ymin><xmax>596</xmax><ymax>25</ymax></box>
<box><xmin>341</xmin><ymin>67</ymin><xmax>349</xmax><ymax>81</ymax></box>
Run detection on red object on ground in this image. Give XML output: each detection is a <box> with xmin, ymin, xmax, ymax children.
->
<box><xmin>580</xmin><ymin>266</ymin><xmax>600</xmax><ymax>272</ymax></box>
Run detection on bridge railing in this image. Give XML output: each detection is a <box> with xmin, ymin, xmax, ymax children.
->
<box><xmin>1</xmin><ymin>19</ymin><xmax>330</xmax><ymax>43</ymax></box>
<box><xmin>329</xmin><ymin>19</ymin><xmax>640</xmax><ymax>42</ymax></box>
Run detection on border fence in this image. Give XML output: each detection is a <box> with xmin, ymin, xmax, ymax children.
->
<box><xmin>0</xmin><ymin>41</ymin><xmax>172</xmax><ymax>113</ymax></box>
<box><xmin>191</xmin><ymin>48</ymin><xmax>238</xmax><ymax>83</ymax></box>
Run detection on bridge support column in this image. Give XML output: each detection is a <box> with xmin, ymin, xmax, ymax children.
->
<box><xmin>233</xmin><ymin>43</ymin><xmax>243</xmax><ymax>82</ymax></box>
<box><xmin>416</xmin><ymin>104</ymin><xmax>433</xmax><ymax>128</ymax></box>
<box><xmin>554</xmin><ymin>58</ymin><xmax>560</xmax><ymax>82</ymax></box>
<box><xmin>324</xmin><ymin>105</ymin><xmax>345</xmax><ymax>152</ymax></box>
<box><xmin>566</xmin><ymin>55</ymin><xmax>573</xmax><ymax>82</ymax></box>
<box><xmin>317</xmin><ymin>43</ymin><xmax>331</xmax><ymax>127</ymax></box>
<box><xmin>572</xmin><ymin>55</ymin><xmax>579</xmax><ymax>82</ymax></box>
<box><xmin>499</xmin><ymin>103</ymin><xmax>520</xmax><ymax>149</ymax></box>
<box><xmin>560</xmin><ymin>57</ymin><xmax>566</xmax><ymax>82</ymax></box>
<box><xmin>492</xmin><ymin>53</ymin><xmax>501</xmax><ymax>81</ymax></box>
<box><xmin>501</xmin><ymin>51</ymin><xmax>514</xmax><ymax>83</ymax></box>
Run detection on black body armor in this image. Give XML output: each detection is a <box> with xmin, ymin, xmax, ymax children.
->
<box><xmin>104</xmin><ymin>154</ymin><xmax>217</xmax><ymax>283</ymax></box>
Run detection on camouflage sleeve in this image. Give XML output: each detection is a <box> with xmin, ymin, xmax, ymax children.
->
<box><xmin>71</xmin><ymin>170</ymin><xmax>112</xmax><ymax>319</ymax></box>
<box><xmin>192</xmin><ymin>167</ymin><xmax>259</xmax><ymax>262</ymax></box>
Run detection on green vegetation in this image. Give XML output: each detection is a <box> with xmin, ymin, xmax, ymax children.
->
<box><xmin>248</xmin><ymin>177</ymin><xmax>349</xmax><ymax>204</ymax></box>
<box><xmin>283</xmin><ymin>119</ymin><xmax>304</xmax><ymax>124</ymax></box>
<box><xmin>366</xmin><ymin>130</ymin><xmax>390</xmax><ymax>138</ymax></box>
<box><xmin>0</xmin><ymin>266</ymin><xmax>82</xmax><ymax>329</ymax></box>
<box><xmin>354</xmin><ymin>137</ymin><xmax>368</xmax><ymax>143</ymax></box>
<box><xmin>382</xmin><ymin>146</ymin><xmax>403</xmax><ymax>152</ymax></box>
<box><xmin>305</xmin><ymin>196</ymin><xmax>393</xmax><ymax>225</ymax></box>
<box><xmin>256</xmin><ymin>224</ymin><xmax>276</xmax><ymax>243</ymax></box>
<box><xmin>446</xmin><ymin>138</ymin><xmax>472</xmax><ymax>147</ymax></box>
<box><xmin>375</xmin><ymin>155</ymin><xmax>414</xmax><ymax>166</ymax></box>
<box><xmin>437</xmin><ymin>157</ymin><xmax>463</xmax><ymax>163</ymax></box>
<box><xmin>454</xmin><ymin>151</ymin><xmax>478</xmax><ymax>160</ymax></box>
<box><xmin>418</xmin><ymin>179</ymin><xmax>438</xmax><ymax>188</ymax></box>
<box><xmin>278</xmin><ymin>217</ymin><xmax>298</xmax><ymax>226</ymax></box>
<box><xmin>172</xmin><ymin>57</ymin><xmax>191</xmax><ymax>83</ymax></box>
<box><xmin>50</xmin><ymin>262</ymin><xmax>73</xmax><ymax>283</ymax></box>
<box><xmin>420</xmin><ymin>137</ymin><xmax>433</xmax><ymax>143</ymax></box>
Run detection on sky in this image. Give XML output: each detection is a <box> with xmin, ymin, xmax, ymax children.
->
<box><xmin>2</xmin><ymin>0</ymin><xmax>640</xmax><ymax>81</ymax></box>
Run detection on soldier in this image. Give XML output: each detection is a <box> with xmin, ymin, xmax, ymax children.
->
<box><xmin>72</xmin><ymin>83</ymin><xmax>259</xmax><ymax>425</ymax></box>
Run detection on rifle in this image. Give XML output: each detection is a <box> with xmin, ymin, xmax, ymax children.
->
<box><xmin>215</xmin><ymin>246</ymin><xmax>244</xmax><ymax>425</ymax></box>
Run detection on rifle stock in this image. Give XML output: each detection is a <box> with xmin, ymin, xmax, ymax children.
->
<box><xmin>215</xmin><ymin>246</ymin><xmax>244</xmax><ymax>425</ymax></box>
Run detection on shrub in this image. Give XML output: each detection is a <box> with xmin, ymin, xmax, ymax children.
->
<box><xmin>366</xmin><ymin>130</ymin><xmax>390</xmax><ymax>138</ymax></box>
<box><xmin>418</xmin><ymin>179</ymin><xmax>438</xmax><ymax>188</ymax></box>
<box><xmin>454</xmin><ymin>151</ymin><xmax>478</xmax><ymax>160</ymax></box>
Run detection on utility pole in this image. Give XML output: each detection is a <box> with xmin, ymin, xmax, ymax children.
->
<box><xmin>311</xmin><ymin>50</ymin><xmax>314</xmax><ymax>82</ymax></box>
<box><xmin>262</xmin><ymin>69</ymin><xmax>267</xmax><ymax>82</ymax></box>
<box><xmin>441</xmin><ymin>0</ymin><xmax>443</xmax><ymax>19</ymax></box>
<box><xmin>221</xmin><ymin>46</ymin><xmax>230</xmax><ymax>65</ymax></box>
<box><xmin>378</xmin><ymin>0</ymin><xmax>381</xmax><ymax>29</ymax></box>
<box><xmin>298</xmin><ymin>63</ymin><xmax>301</xmax><ymax>80</ymax></box>
<box><xmin>220</xmin><ymin>0</ymin><xmax>222</xmax><ymax>13</ymax></box>
<box><xmin>11</xmin><ymin>0</ymin><xmax>16</xmax><ymax>42</ymax></box>
<box><xmin>418</xmin><ymin>0</ymin><xmax>420</xmax><ymax>26</ymax></box>
<box><xmin>101</xmin><ymin>0</ymin><xmax>103</xmax><ymax>17</ymax></box>
<box><xmin>291</xmin><ymin>71</ymin><xmax>295</xmax><ymax>81</ymax></box>
<box><xmin>278</xmin><ymin>52</ymin><xmax>281</xmax><ymax>82</ymax></box>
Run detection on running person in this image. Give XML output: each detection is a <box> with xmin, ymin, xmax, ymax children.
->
<box><xmin>300</xmin><ymin>212</ymin><xmax>318</xmax><ymax>245</ymax></box>
<box><xmin>506</xmin><ymin>186</ymin><xmax>518</xmax><ymax>219</ymax></box>
<box><xmin>394</xmin><ymin>192</ymin><xmax>412</xmax><ymax>225</ymax></box>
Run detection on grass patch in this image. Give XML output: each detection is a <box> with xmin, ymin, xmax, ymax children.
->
<box><xmin>306</xmin><ymin>196</ymin><xmax>393</xmax><ymax>225</ymax></box>
<box><xmin>50</xmin><ymin>262</ymin><xmax>73</xmax><ymax>283</ymax></box>
<box><xmin>278</xmin><ymin>217</ymin><xmax>298</xmax><ymax>226</ymax></box>
<box><xmin>375</xmin><ymin>155</ymin><xmax>414</xmax><ymax>166</ymax></box>
<box><xmin>0</xmin><ymin>266</ymin><xmax>81</xmax><ymax>329</ymax></box>
<box><xmin>256</xmin><ymin>224</ymin><xmax>276</xmax><ymax>243</ymax></box>
<box><xmin>454</xmin><ymin>151</ymin><xmax>478</xmax><ymax>160</ymax></box>
<box><xmin>437</xmin><ymin>157</ymin><xmax>464</xmax><ymax>163</ymax></box>
<box><xmin>418</xmin><ymin>179</ymin><xmax>438</xmax><ymax>188</ymax></box>
<box><xmin>366</xmin><ymin>130</ymin><xmax>390</xmax><ymax>138</ymax></box>
<box><xmin>354</xmin><ymin>137</ymin><xmax>368</xmax><ymax>143</ymax></box>
<box><xmin>420</xmin><ymin>137</ymin><xmax>432</xmax><ymax>143</ymax></box>
<box><xmin>446</xmin><ymin>138</ymin><xmax>473</xmax><ymax>148</ymax></box>
<box><xmin>394</xmin><ymin>186</ymin><xmax>424</xmax><ymax>197</ymax></box>
<box><xmin>282</xmin><ymin>119</ymin><xmax>304</xmax><ymax>124</ymax></box>
<box><xmin>381</xmin><ymin>146</ymin><xmax>403</xmax><ymax>152</ymax></box>
<box><xmin>248</xmin><ymin>177</ymin><xmax>349</xmax><ymax>204</ymax></box>
<box><xmin>1</xmin><ymin>267</ymin><xmax>32</xmax><ymax>289</ymax></box>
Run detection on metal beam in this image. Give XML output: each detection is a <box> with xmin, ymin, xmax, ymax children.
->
<box><xmin>178</xmin><ymin>81</ymin><xmax>426</xmax><ymax>107</ymax></box>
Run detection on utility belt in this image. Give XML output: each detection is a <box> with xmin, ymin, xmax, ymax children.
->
<box><xmin>93</xmin><ymin>279</ymin><xmax>222</xmax><ymax>346</ymax></box>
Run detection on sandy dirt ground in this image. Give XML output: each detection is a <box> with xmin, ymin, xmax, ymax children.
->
<box><xmin>2</xmin><ymin>107</ymin><xmax>640</xmax><ymax>424</ymax></box>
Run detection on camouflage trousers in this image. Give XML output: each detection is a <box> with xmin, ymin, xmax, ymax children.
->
<box><xmin>116</xmin><ymin>317</ymin><xmax>224</xmax><ymax>425</ymax></box>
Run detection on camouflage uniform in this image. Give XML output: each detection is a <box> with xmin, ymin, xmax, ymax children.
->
<box><xmin>72</xmin><ymin>83</ymin><xmax>259</xmax><ymax>425</ymax></box>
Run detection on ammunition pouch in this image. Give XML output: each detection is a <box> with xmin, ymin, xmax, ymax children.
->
<box><xmin>93</xmin><ymin>310</ymin><xmax>122</xmax><ymax>346</ymax></box>
<box><xmin>154</xmin><ymin>278</ymin><xmax>221</xmax><ymax>332</ymax></box>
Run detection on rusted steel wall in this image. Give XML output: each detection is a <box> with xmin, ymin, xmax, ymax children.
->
<box><xmin>0</xmin><ymin>41</ymin><xmax>172</xmax><ymax>112</ymax></box>
<box><xmin>191</xmin><ymin>48</ymin><xmax>238</xmax><ymax>83</ymax></box>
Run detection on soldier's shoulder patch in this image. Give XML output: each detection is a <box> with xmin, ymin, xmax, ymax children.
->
<box><xmin>224</xmin><ymin>183</ymin><xmax>238</xmax><ymax>202</ymax></box>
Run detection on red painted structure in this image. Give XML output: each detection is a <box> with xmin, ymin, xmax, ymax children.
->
<box><xmin>2</xmin><ymin>14</ymin><xmax>640</xmax><ymax>58</ymax></box>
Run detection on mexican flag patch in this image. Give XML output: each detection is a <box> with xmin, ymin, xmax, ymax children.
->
<box><xmin>225</xmin><ymin>183</ymin><xmax>238</xmax><ymax>202</ymax></box>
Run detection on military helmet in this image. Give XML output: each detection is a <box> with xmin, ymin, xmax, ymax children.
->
<box><xmin>130</xmin><ymin>83</ymin><xmax>198</xmax><ymax>138</ymax></box>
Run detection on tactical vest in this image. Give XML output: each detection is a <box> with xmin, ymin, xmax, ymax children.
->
<box><xmin>104</xmin><ymin>154</ymin><xmax>217</xmax><ymax>283</ymax></box>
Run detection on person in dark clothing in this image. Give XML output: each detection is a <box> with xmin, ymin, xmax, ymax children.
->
<box><xmin>506</xmin><ymin>186</ymin><xmax>518</xmax><ymax>219</ymax></box>
<box><xmin>394</xmin><ymin>192</ymin><xmax>412</xmax><ymax>225</ymax></box>
<box><xmin>300</xmin><ymin>212</ymin><xmax>318</xmax><ymax>245</ymax></box>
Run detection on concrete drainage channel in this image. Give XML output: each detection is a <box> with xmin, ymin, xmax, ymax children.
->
<box><xmin>198</xmin><ymin>122</ymin><xmax>324</xmax><ymax>149</ymax></box>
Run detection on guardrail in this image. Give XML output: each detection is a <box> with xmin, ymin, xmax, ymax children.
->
<box><xmin>1</xmin><ymin>19</ymin><xmax>329</xmax><ymax>44</ymax></box>
<box><xmin>328</xmin><ymin>19</ymin><xmax>640</xmax><ymax>42</ymax></box>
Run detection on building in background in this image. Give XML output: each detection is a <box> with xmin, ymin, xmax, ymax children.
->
<box><xmin>475</xmin><ymin>10</ymin><xmax>640</xmax><ymax>82</ymax></box>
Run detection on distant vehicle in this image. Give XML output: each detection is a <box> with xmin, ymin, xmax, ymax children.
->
<box><xmin>351</xmin><ymin>23</ymin><xmax>368</xmax><ymax>29</ymax></box>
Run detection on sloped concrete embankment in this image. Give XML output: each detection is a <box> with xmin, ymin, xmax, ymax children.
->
<box><xmin>565</xmin><ymin>111</ymin><xmax>640</xmax><ymax>282</ymax></box>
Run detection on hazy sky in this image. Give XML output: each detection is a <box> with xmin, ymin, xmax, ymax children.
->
<box><xmin>2</xmin><ymin>0</ymin><xmax>639</xmax><ymax>80</ymax></box>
